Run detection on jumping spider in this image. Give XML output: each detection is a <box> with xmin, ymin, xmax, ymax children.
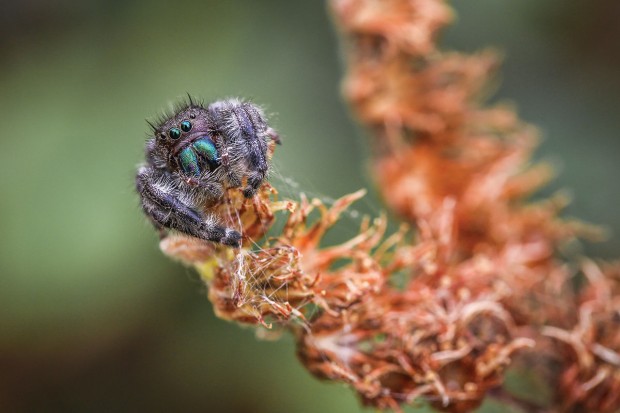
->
<box><xmin>136</xmin><ymin>97</ymin><xmax>279</xmax><ymax>248</ymax></box>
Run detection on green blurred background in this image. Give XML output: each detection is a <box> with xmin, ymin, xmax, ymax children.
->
<box><xmin>0</xmin><ymin>1</ymin><xmax>618</xmax><ymax>412</ymax></box>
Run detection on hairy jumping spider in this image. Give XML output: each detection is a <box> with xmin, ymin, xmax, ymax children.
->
<box><xmin>136</xmin><ymin>97</ymin><xmax>279</xmax><ymax>247</ymax></box>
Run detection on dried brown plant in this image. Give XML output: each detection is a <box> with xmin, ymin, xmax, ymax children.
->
<box><xmin>158</xmin><ymin>0</ymin><xmax>620</xmax><ymax>411</ymax></box>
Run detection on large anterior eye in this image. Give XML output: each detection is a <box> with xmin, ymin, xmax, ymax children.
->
<box><xmin>180</xmin><ymin>120</ymin><xmax>192</xmax><ymax>132</ymax></box>
<box><xmin>168</xmin><ymin>127</ymin><xmax>181</xmax><ymax>140</ymax></box>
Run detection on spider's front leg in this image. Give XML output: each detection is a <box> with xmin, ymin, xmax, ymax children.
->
<box><xmin>208</xmin><ymin>99</ymin><xmax>274</xmax><ymax>198</ymax></box>
<box><xmin>136</xmin><ymin>166</ymin><xmax>242</xmax><ymax>247</ymax></box>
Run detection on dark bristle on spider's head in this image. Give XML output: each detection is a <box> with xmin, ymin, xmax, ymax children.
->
<box><xmin>136</xmin><ymin>97</ymin><xmax>279</xmax><ymax>247</ymax></box>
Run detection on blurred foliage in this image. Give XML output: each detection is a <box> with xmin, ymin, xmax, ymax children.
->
<box><xmin>0</xmin><ymin>0</ymin><xmax>618</xmax><ymax>412</ymax></box>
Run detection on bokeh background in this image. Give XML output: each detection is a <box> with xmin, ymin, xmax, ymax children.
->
<box><xmin>1</xmin><ymin>0</ymin><xmax>619</xmax><ymax>412</ymax></box>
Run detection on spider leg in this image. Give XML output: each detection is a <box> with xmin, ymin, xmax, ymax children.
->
<box><xmin>236</xmin><ymin>103</ymin><xmax>269</xmax><ymax>197</ymax></box>
<box><xmin>208</xmin><ymin>99</ymin><xmax>271</xmax><ymax>198</ymax></box>
<box><xmin>213</xmin><ymin>134</ymin><xmax>242</xmax><ymax>188</ymax></box>
<box><xmin>267</xmin><ymin>127</ymin><xmax>281</xmax><ymax>145</ymax></box>
<box><xmin>136</xmin><ymin>166</ymin><xmax>241</xmax><ymax>247</ymax></box>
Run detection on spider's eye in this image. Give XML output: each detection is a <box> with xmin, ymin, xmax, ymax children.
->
<box><xmin>168</xmin><ymin>127</ymin><xmax>181</xmax><ymax>140</ymax></box>
<box><xmin>180</xmin><ymin>120</ymin><xmax>192</xmax><ymax>132</ymax></box>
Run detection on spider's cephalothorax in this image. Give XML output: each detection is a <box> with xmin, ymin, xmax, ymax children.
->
<box><xmin>136</xmin><ymin>97</ymin><xmax>279</xmax><ymax>247</ymax></box>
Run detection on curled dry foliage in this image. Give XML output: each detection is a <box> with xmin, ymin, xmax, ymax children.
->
<box><xmin>158</xmin><ymin>0</ymin><xmax>620</xmax><ymax>411</ymax></box>
<box><xmin>542</xmin><ymin>262</ymin><xmax>620</xmax><ymax>413</ymax></box>
<box><xmin>161</xmin><ymin>185</ymin><xmax>387</xmax><ymax>329</ymax></box>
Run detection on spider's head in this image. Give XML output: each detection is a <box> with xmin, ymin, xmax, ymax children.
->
<box><xmin>150</xmin><ymin>104</ymin><xmax>221</xmax><ymax>177</ymax></box>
